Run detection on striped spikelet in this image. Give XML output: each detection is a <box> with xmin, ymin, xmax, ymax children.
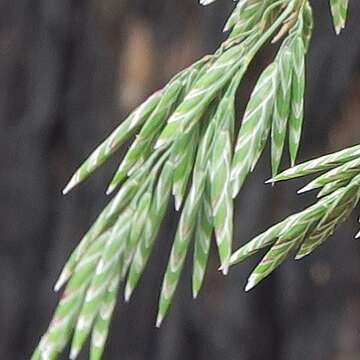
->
<box><xmin>230</xmin><ymin>146</ymin><xmax>360</xmax><ymax>291</ymax></box>
<box><xmin>192</xmin><ymin>184</ymin><xmax>213</xmax><ymax>298</ymax></box>
<box><xmin>62</xmin><ymin>91</ymin><xmax>163</xmax><ymax>195</ymax></box>
<box><xmin>209</xmin><ymin>81</ymin><xmax>238</xmax><ymax>274</ymax></box>
<box><xmin>288</xmin><ymin>31</ymin><xmax>306</xmax><ymax>165</ymax></box>
<box><xmin>33</xmin><ymin>1</ymin><xmax>359</xmax><ymax>359</ymax></box>
<box><xmin>157</xmin><ymin>115</ymin><xmax>216</xmax><ymax>327</ymax></box>
<box><xmin>330</xmin><ymin>0</ymin><xmax>350</xmax><ymax>34</ymax></box>
<box><xmin>231</xmin><ymin>62</ymin><xmax>278</xmax><ymax>197</ymax></box>
<box><xmin>124</xmin><ymin>162</ymin><xmax>174</xmax><ymax>302</ymax></box>
<box><xmin>90</xmin><ymin>270</ymin><xmax>122</xmax><ymax>360</ymax></box>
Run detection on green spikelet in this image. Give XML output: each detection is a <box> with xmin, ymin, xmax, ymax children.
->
<box><xmin>69</xmin><ymin>210</ymin><xmax>132</xmax><ymax>359</ymax></box>
<box><xmin>230</xmin><ymin>221</ymin><xmax>286</xmax><ymax>266</ymax></box>
<box><xmin>107</xmin><ymin>79</ymin><xmax>184</xmax><ymax>194</ymax></box>
<box><xmin>32</xmin><ymin>232</ymin><xmax>110</xmax><ymax>359</ymax></box>
<box><xmin>121</xmin><ymin>191</ymin><xmax>153</xmax><ymax>278</ymax></box>
<box><xmin>296</xmin><ymin>176</ymin><xmax>360</xmax><ymax>259</ymax></box>
<box><xmin>231</xmin><ymin>172</ymin><xmax>360</xmax><ymax>292</ymax></box>
<box><xmin>156</xmin><ymin>116</ymin><xmax>216</xmax><ymax>327</ymax></box>
<box><xmin>192</xmin><ymin>184</ymin><xmax>213</xmax><ymax>298</ymax></box>
<box><xmin>330</xmin><ymin>0</ymin><xmax>350</xmax><ymax>34</ymax></box>
<box><xmin>271</xmin><ymin>48</ymin><xmax>292</xmax><ymax>176</ymax></box>
<box><xmin>231</xmin><ymin>62</ymin><xmax>278</xmax><ymax>197</ymax></box>
<box><xmin>155</xmin><ymin>45</ymin><xmax>247</xmax><ymax>148</ymax></box>
<box><xmin>171</xmin><ymin>124</ymin><xmax>200</xmax><ymax>210</ymax></box>
<box><xmin>224</xmin><ymin>0</ymin><xmax>269</xmax><ymax>41</ymax></box>
<box><xmin>55</xmin><ymin>150</ymin><xmax>167</xmax><ymax>292</ymax></box>
<box><xmin>210</xmin><ymin>85</ymin><xmax>237</xmax><ymax>274</ymax></box>
<box><xmin>245</xmin><ymin>222</ymin><xmax>312</xmax><ymax>291</ymax></box>
<box><xmin>317</xmin><ymin>179</ymin><xmax>348</xmax><ymax>198</ymax></box>
<box><xmin>270</xmin><ymin>144</ymin><xmax>360</xmax><ymax>182</ymax></box>
<box><xmin>124</xmin><ymin>162</ymin><xmax>174</xmax><ymax>302</ymax></box>
<box><xmin>303</xmin><ymin>1</ymin><xmax>314</xmax><ymax>51</ymax></box>
<box><xmin>33</xmin><ymin>2</ymin><xmax>352</xmax><ymax>359</ymax></box>
<box><xmin>62</xmin><ymin>91</ymin><xmax>162</xmax><ymax>195</ymax></box>
<box><xmin>90</xmin><ymin>267</ymin><xmax>122</xmax><ymax>360</ymax></box>
<box><xmin>288</xmin><ymin>34</ymin><xmax>305</xmax><ymax>166</ymax></box>
<box><xmin>236</xmin><ymin>194</ymin><xmax>333</xmax><ymax>290</ymax></box>
<box><xmin>297</xmin><ymin>157</ymin><xmax>360</xmax><ymax>194</ymax></box>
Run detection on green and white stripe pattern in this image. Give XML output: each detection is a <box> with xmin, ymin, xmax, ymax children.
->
<box><xmin>223</xmin><ymin>0</ymin><xmax>276</xmax><ymax>46</ymax></box>
<box><xmin>269</xmin><ymin>144</ymin><xmax>360</xmax><ymax>181</ymax></box>
<box><xmin>231</xmin><ymin>62</ymin><xmax>278</xmax><ymax>197</ymax></box>
<box><xmin>157</xmin><ymin>115</ymin><xmax>216</xmax><ymax>327</ymax></box>
<box><xmin>62</xmin><ymin>91</ymin><xmax>163</xmax><ymax>195</ymax></box>
<box><xmin>90</xmin><ymin>270</ymin><xmax>122</xmax><ymax>360</ymax></box>
<box><xmin>288</xmin><ymin>25</ymin><xmax>306</xmax><ymax>166</ymax></box>
<box><xmin>210</xmin><ymin>80</ymin><xmax>238</xmax><ymax>274</ymax></box>
<box><xmin>192</xmin><ymin>184</ymin><xmax>213</xmax><ymax>298</ymax></box>
<box><xmin>231</xmin><ymin>4</ymin><xmax>310</xmax><ymax>196</ymax></box>
<box><xmin>330</xmin><ymin>0</ymin><xmax>350</xmax><ymax>34</ymax></box>
<box><xmin>230</xmin><ymin>145</ymin><xmax>360</xmax><ymax>291</ymax></box>
<box><xmin>106</xmin><ymin>79</ymin><xmax>184</xmax><ymax>194</ymax></box>
<box><xmin>124</xmin><ymin>162</ymin><xmax>174</xmax><ymax>301</ymax></box>
<box><xmin>33</xmin><ymin>1</ymin><xmax>357</xmax><ymax>359</ymax></box>
<box><xmin>171</xmin><ymin>124</ymin><xmax>200</xmax><ymax>210</ymax></box>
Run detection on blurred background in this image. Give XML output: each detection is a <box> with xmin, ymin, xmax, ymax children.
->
<box><xmin>2</xmin><ymin>1</ymin><xmax>360</xmax><ymax>359</ymax></box>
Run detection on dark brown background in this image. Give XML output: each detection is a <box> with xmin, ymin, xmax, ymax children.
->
<box><xmin>1</xmin><ymin>1</ymin><xmax>360</xmax><ymax>359</ymax></box>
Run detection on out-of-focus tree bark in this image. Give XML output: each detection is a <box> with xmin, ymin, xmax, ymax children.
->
<box><xmin>1</xmin><ymin>1</ymin><xmax>360</xmax><ymax>360</ymax></box>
